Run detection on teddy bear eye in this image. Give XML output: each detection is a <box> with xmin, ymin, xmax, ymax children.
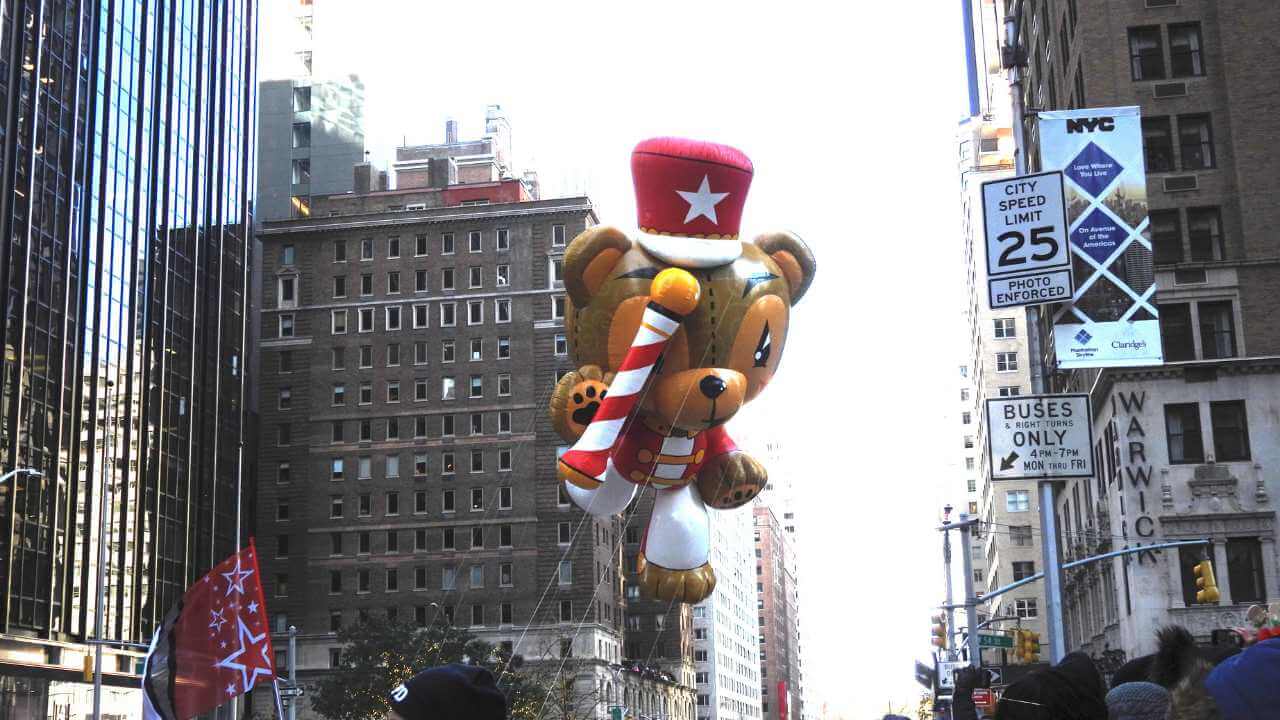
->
<box><xmin>752</xmin><ymin>323</ymin><xmax>772</xmax><ymax>368</ymax></box>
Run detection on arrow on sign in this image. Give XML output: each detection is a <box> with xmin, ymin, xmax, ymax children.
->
<box><xmin>1000</xmin><ymin>451</ymin><xmax>1019</xmax><ymax>471</ymax></box>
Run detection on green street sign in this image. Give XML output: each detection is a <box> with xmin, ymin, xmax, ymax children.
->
<box><xmin>980</xmin><ymin>633</ymin><xmax>1014</xmax><ymax>648</ymax></box>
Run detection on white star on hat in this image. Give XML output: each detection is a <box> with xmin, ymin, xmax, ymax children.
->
<box><xmin>676</xmin><ymin>176</ymin><xmax>729</xmax><ymax>225</ymax></box>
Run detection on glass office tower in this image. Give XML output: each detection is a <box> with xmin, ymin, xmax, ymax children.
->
<box><xmin>0</xmin><ymin>1</ymin><xmax>256</xmax><ymax>714</ymax></box>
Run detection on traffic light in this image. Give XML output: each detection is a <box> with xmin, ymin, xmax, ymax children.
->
<box><xmin>1195</xmin><ymin>560</ymin><xmax>1221</xmax><ymax>604</ymax></box>
<box><xmin>931</xmin><ymin>613</ymin><xmax>948</xmax><ymax>649</ymax></box>
<box><xmin>1012</xmin><ymin>629</ymin><xmax>1040</xmax><ymax>663</ymax></box>
<box><xmin>1024</xmin><ymin>630</ymin><xmax>1041</xmax><ymax>663</ymax></box>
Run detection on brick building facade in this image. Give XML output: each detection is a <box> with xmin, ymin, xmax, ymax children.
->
<box><xmin>1006</xmin><ymin>0</ymin><xmax>1280</xmax><ymax>666</ymax></box>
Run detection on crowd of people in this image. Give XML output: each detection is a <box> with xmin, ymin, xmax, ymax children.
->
<box><xmin>947</xmin><ymin>625</ymin><xmax>1280</xmax><ymax>720</ymax></box>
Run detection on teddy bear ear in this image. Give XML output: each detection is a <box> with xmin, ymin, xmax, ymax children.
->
<box><xmin>753</xmin><ymin>231</ymin><xmax>816</xmax><ymax>305</ymax></box>
<box><xmin>563</xmin><ymin>226</ymin><xmax>633</xmax><ymax>307</ymax></box>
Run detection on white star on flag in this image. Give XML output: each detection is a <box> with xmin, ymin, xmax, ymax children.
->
<box><xmin>226</xmin><ymin>683</ymin><xmax>236</xmax><ymax>696</ymax></box>
<box><xmin>221</xmin><ymin>558</ymin><xmax>255</xmax><ymax>597</ymax></box>
<box><xmin>675</xmin><ymin>175</ymin><xmax>729</xmax><ymax>225</ymax></box>
<box><xmin>209</xmin><ymin>608</ymin><xmax>227</xmax><ymax>633</ymax></box>
<box><xmin>215</xmin><ymin>616</ymin><xmax>274</xmax><ymax>692</ymax></box>
<box><xmin>247</xmin><ymin>601</ymin><xmax>259</xmax><ymax>614</ymax></box>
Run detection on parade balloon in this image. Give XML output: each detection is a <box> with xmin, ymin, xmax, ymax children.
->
<box><xmin>548</xmin><ymin>137</ymin><xmax>816</xmax><ymax>604</ymax></box>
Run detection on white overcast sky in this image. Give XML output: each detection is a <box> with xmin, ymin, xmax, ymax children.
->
<box><xmin>281</xmin><ymin>2</ymin><xmax>970</xmax><ymax>716</ymax></box>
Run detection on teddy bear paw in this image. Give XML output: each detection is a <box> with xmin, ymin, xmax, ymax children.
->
<box><xmin>637</xmin><ymin>554</ymin><xmax>717</xmax><ymax>604</ymax></box>
<box><xmin>548</xmin><ymin>365</ymin><xmax>614</xmax><ymax>442</ymax></box>
<box><xmin>696</xmin><ymin>452</ymin><xmax>768</xmax><ymax>509</ymax></box>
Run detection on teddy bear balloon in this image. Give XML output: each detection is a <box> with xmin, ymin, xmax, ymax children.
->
<box><xmin>548</xmin><ymin>137</ymin><xmax>816</xmax><ymax>604</ymax></box>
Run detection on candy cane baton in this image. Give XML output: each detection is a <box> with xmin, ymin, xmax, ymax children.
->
<box><xmin>558</xmin><ymin>268</ymin><xmax>701</xmax><ymax>490</ymax></box>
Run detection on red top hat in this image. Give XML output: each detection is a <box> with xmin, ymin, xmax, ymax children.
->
<box><xmin>631</xmin><ymin>137</ymin><xmax>753</xmax><ymax>268</ymax></box>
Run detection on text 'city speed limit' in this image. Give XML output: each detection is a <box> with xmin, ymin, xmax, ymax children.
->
<box><xmin>985</xmin><ymin>393</ymin><xmax>1094</xmax><ymax>481</ymax></box>
<box><xmin>982</xmin><ymin>171</ymin><xmax>1074</xmax><ymax>309</ymax></box>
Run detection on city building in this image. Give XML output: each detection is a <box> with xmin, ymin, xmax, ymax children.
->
<box><xmin>252</xmin><ymin>121</ymin><xmax>654</xmax><ymax>715</ymax></box>
<box><xmin>257</xmin><ymin>0</ymin><xmax>365</xmax><ymax>220</ymax></box>
<box><xmin>0</xmin><ymin>0</ymin><xmax>257</xmax><ymax>716</ymax></box>
<box><xmin>1005</xmin><ymin>0</ymin><xmax>1280</xmax><ymax>669</ymax></box>
<box><xmin>957</xmin><ymin>0</ymin><xmax>1047</xmax><ymax>663</ymax></box>
<box><xmin>692</xmin><ymin>507</ymin><xmax>762</xmax><ymax>720</ymax></box>
<box><xmin>754</xmin><ymin>506</ymin><xmax>803</xmax><ymax>720</ymax></box>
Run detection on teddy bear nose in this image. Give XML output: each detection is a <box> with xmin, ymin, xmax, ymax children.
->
<box><xmin>699</xmin><ymin>375</ymin><xmax>727</xmax><ymax>399</ymax></box>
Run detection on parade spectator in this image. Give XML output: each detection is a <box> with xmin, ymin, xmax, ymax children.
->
<box><xmin>1104</xmin><ymin>681</ymin><xmax>1169</xmax><ymax>720</ymax></box>
<box><xmin>994</xmin><ymin>652</ymin><xmax>1107</xmax><ymax>719</ymax></box>
<box><xmin>385</xmin><ymin>663</ymin><xmax>507</xmax><ymax>720</ymax></box>
<box><xmin>1168</xmin><ymin>637</ymin><xmax>1280</xmax><ymax>720</ymax></box>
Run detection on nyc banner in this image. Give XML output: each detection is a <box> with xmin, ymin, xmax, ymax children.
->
<box><xmin>1038</xmin><ymin>106</ymin><xmax>1163</xmax><ymax>368</ymax></box>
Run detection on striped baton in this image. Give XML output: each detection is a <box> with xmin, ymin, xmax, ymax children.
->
<box><xmin>559</xmin><ymin>268</ymin><xmax>701</xmax><ymax>490</ymax></box>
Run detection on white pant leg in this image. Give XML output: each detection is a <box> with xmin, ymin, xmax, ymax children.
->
<box><xmin>565</xmin><ymin>458</ymin><xmax>637</xmax><ymax>517</ymax></box>
<box><xmin>643</xmin><ymin>483</ymin><xmax>710</xmax><ymax>571</ymax></box>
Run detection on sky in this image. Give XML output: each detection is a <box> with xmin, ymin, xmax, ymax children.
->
<box><xmin>295</xmin><ymin>2</ymin><xmax>971</xmax><ymax>716</ymax></box>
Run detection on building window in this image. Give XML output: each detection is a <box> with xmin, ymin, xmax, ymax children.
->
<box><xmin>361</xmin><ymin>238</ymin><xmax>374</xmax><ymax>261</ymax></box>
<box><xmin>963</xmin><ymin>436</ymin><xmax>974</xmax><ymax>449</ymax></box>
<box><xmin>415</xmin><ymin>234</ymin><xmax>428</xmax><ymax>257</ymax></box>
<box><xmin>359</xmin><ymin>382</ymin><xmax>372</xmax><ymax>405</ymax></box>
<box><xmin>332</xmin><ymin>275</ymin><xmax>347</xmax><ymax>299</ymax></box>
<box><xmin>415</xmin><ymin>268</ymin><xmax>428</xmax><ymax>293</ymax></box>
<box><xmin>441</xmin><ymin>267</ymin><xmax>455</xmax><ymax>290</ymax></box>
<box><xmin>386</xmin><ymin>306</ymin><xmax>402</xmax><ymax>331</ymax></box>
<box><xmin>387</xmin><ymin>343</ymin><xmax>400</xmax><ymax>367</ymax></box>
<box><xmin>358</xmin><ymin>308</ymin><xmax>374</xmax><ymax>333</ymax></box>
<box><xmin>443</xmin><ymin>489</ymin><xmax>456</xmax><ymax>513</ymax></box>
<box><xmin>551</xmin><ymin>295</ymin><xmax>566</xmax><ymax>320</ymax></box>
<box><xmin>358</xmin><ymin>345</ymin><xmax>373</xmax><ymax>368</ymax></box>
<box><xmin>470</xmin><ymin>413</ymin><xmax>483</xmax><ymax>435</ymax></box>
<box><xmin>467</xmin><ymin>300</ymin><xmax>484</xmax><ymax>325</ymax></box>
<box><xmin>559</xmin><ymin>522</ymin><xmax>571</xmax><ymax>545</ymax></box>
<box><xmin>1012</xmin><ymin>561</ymin><xmax>1036</xmax><ymax>581</ymax></box>
<box><xmin>495</xmin><ymin>298</ymin><xmax>511</xmax><ymax>323</ymax></box>
<box><xmin>359</xmin><ymin>419</ymin><xmax>372</xmax><ymax>442</ymax></box>
<box><xmin>498</xmin><ymin>337</ymin><xmax>511</xmax><ymax>359</ymax></box>
<box><xmin>1128</xmin><ymin>26</ymin><xmax>1164</xmax><ymax>80</ymax></box>
<box><xmin>1143</xmin><ymin>117</ymin><xmax>1175</xmax><ymax>173</ymax></box>
<box><xmin>469</xmin><ymin>338</ymin><xmax>483</xmax><ymax>361</ymax></box>
<box><xmin>559</xmin><ymin>600</ymin><xmax>573</xmax><ymax>623</ymax></box>
<box><xmin>332</xmin><ymin>384</ymin><xmax>346</xmax><ymax>407</ymax></box>
<box><xmin>442</xmin><ymin>233</ymin><xmax>455</xmax><ymax>255</ymax></box>
<box><xmin>1187</xmin><ymin>207</ymin><xmax>1225</xmax><ymax>262</ymax></box>
<box><xmin>554</xmin><ymin>334</ymin><xmax>567</xmax><ymax>356</ymax></box>
<box><xmin>998</xmin><ymin>386</ymin><xmax>1021</xmax><ymax>397</ymax></box>
<box><xmin>1168</xmin><ymin>22</ymin><xmax>1204</xmax><ymax>77</ymax></box>
<box><xmin>471</xmin><ymin>527</ymin><xmax>483</xmax><ymax>549</ymax></box>
<box><xmin>442</xmin><ymin>566</ymin><xmax>456</xmax><ymax>590</ymax></box>
<box><xmin>441</xmin><ymin>339</ymin><xmax>456</xmax><ymax>364</ymax></box>
<box><xmin>498</xmin><ymin>486</ymin><xmax>512</xmax><ymax>510</ymax></box>
<box><xmin>499</xmin><ymin>448</ymin><xmax>512</xmax><ymax>471</ymax></box>
<box><xmin>1014</xmin><ymin>599</ymin><xmax>1038</xmax><ymax>619</ymax></box>
<box><xmin>996</xmin><ymin>352</ymin><xmax>1018</xmax><ymax>372</ymax></box>
<box><xmin>1165</xmin><ymin>403</ymin><xmax>1205</xmax><ymax>464</ymax></box>
<box><xmin>1006</xmin><ymin>490</ymin><xmax>1030</xmax><ymax>513</ymax></box>
<box><xmin>441</xmin><ymin>377</ymin><xmax>456</xmax><ymax>401</ymax></box>
<box><xmin>1198</xmin><ymin>301</ymin><xmax>1236</xmax><ymax>359</ymax></box>
<box><xmin>469</xmin><ymin>231</ymin><xmax>482</xmax><ymax>253</ymax></box>
<box><xmin>277</xmin><ymin>423</ymin><xmax>291</xmax><ymax>446</ymax></box>
<box><xmin>1158</xmin><ymin>303</ymin><xmax>1194</xmax><ymax>361</ymax></box>
<box><xmin>993</xmin><ymin>318</ymin><xmax>1016</xmax><ymax>339</ymax></box>
<box><xmin>1150</xmin><ymin>209</ymin><xmax>1182</xmax><ymax>264</ymax></box>
<box><xmin>470</xmin><ymin>450</ymin><xmax>483</xmax><ymax>473</ymax></box>
<box><xmin>440</xmin><ymin>302</ymin><xmax>456</xmax><ymax>327</ymax></box>
<box><xmin>468</xmin><ymin>375</ymin><xmax>483</xmax><ymax>399</ymax></box>
<box><xmin>552</xmin><ymin>224</ymin><xmax>566</xmax><ymax>247</ymax></box>
<box><xmin>559</xmin><ymin>560</ymin><xmax>572</xmax><ymax>585</ymax></box>
<box><xmin>278</xmin><ymin>387</ymin><xmax>292</xmax><ymax>410</ymax></box>
<box><xmin>497</xmin><ymin>374</ymin><xmax>511</xmax><ymax>398</ymax></box>
<box><xmin>387</xmin><ymin>271</ymin><xmax>401</xmax><ymax>294</ymax></box>
<box><xmin>468</xmin><ymin>266</ymin><xmax>482</xmax><ymax>289</ymax></box>
<box><xmin>442</xmin><ymin>415</ymin><xmax>455</xmax><ymax>437</ymax></box>
<box><xmin>498</xmin><ymin>411</ymin><xmax>511</xmax><ymax>435</ymax></box>
<box><xmin>414</xmin><ymin>453</ymin><xmax>429</xmax><ymax>479</ymax></box>
<box><xmin>414</xmin><ymin>341</ymin><xmax>428</xmax><ymax>365</ymax></box>
<box><xmin>495</xmin><ymin>264</ymin><xmax>510</xmax><ymax>287</ymax></box>
<box><xmin>1226</xmin><ymin>537</ymin><xmax>1265</xmax><ymax>604</ymax></box>
<box><xmin>278</xmin><ymin>314</ymin><xmax>295</xmax><ymax>338</ymax></box>
<box><xmin>962</xmin><ymin>412</ymin><xmax>971</xmax><ymax>425</ymax></box>
<box><xmin>1178</xmin><ymin>114</ymin><xmax>1215</xmax><ymax>170</ymax></box>
<box><xmin>387</xmin><ymin>381</ymin><xmax>401</xmax><ymax>403</ymax></box>
<box><xmin>330</xmin><ymin>496</ymin><xmax>344</xmax><ymax>519</ymax></box>
<box><xmin>470</xmin><ymin>565</ymin><xmax>484</xmax><ymax>589</ymax></box>
<box><xmin>292</xmin><ymin>121</ymin><xmax>311</xmax><ymax>148</ymax></box>
<box><xmin>1210</xmin><ymin>401</ymin><xmax>1250</xmax><ymax>462</ymax></box>
<box><xmin>1010</xmin><ymin>525</ymin><xmax>1032</xmax><ymax>547</ymax></box>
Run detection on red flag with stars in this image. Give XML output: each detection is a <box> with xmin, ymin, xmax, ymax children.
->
<box><xmin>144</xmin><ymin>540</ymin><xmax>276</xmax><ymax>718</ymax></box>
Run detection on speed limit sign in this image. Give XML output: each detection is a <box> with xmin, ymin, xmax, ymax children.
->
<box><xmin>982</xmin><ymin>170</ymin><xmax>1073</xmax><ymax>309</ymax></box>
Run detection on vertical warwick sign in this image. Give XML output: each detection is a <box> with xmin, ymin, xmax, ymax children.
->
<box><xmin>985</xmin><ymin>394</ymin><xmax>1094</xmax><ymax>481</ymax></box>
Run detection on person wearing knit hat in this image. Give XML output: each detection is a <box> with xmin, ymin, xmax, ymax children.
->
<box><xmin>385</xmin><ymin>663</ymin><xmax>507</xmax><ymax>720</ymax></box>
<box><xmin>995</xmin><ymin>652</ymin><xmax>1107</xmax><ymax>719</ymax></box>
<box><xmin>1105</xmin><ymin>681</ymin><xmax>1170</xmax><ymax>720</ymax></box>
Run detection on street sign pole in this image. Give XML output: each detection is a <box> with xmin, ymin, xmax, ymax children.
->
<box><xmin>959</xmin><ymin>514</ymin><xmax>981</xmax><ymax>669</ymax></box>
